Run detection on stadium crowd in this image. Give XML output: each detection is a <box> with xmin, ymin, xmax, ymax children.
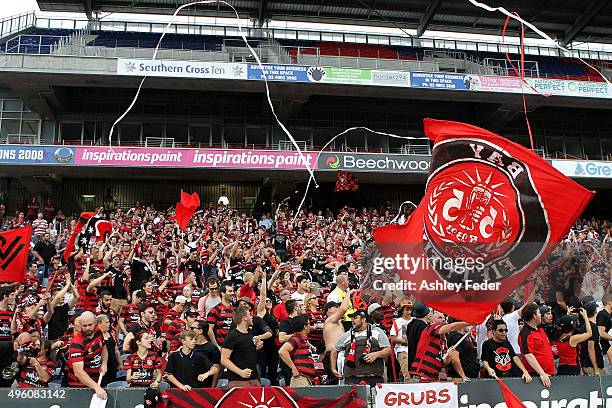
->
<box><xmin>0</xmin><ymin>196</ymin><xmax>610</xmax><ymax>404</ymax></box>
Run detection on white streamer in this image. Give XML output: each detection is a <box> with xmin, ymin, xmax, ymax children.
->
<box><xmin>468</xmin><ymin>0</ymin><xmax>611</xmax><ymax>85</ymax></box>
<box><xmin>108</xmin><ymin>0</ymin><xmax>317</xmax><ymax>183</ymax></box>
<box><xmin>292</xmin><ymin>127</ymin><xmax>427</xmax><ymax>224</ymax></box>
<box><xmin>389</xmin><ymin>200</ymin><xmax>417</xmax><ymax>225</ymax></box>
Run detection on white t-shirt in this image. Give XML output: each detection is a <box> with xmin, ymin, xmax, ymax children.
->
<box><xmin>389</xmin><ymin>317</ymin><xmax>412</xmax><ymax>356</ymax></box>
<box><xmin>502</xmin><ymin>310</ymin><xmax>521</xmax><ymax>355</ymax></box>
<box><xmin>197</xmin><ymin>295</ymin><xmax>221</xmax><ymax>317</ymax></box>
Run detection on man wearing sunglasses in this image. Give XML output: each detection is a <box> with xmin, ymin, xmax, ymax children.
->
<box><xmin>481</xmin><ymin>320</ymin><xmax>532</xmax><ymax>383</ymax></box>
<box><xmin>198</xmin><ymin>278</ymin><xmax>221</xmax><ymax>318</ymax></box>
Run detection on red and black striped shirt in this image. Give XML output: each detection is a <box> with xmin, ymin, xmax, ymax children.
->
<box><xmin>165</xmin><ymin>319</ymin><xmax>185</xmax><ymax>352</ymax></box>
<box><xmin>288</xmin><ymin>332</ymin><xmax>315</xmax><ymax>381</ymax></box>
<box><xmin>0</xmin><ymin>308</ymin><xmax>13</xmax><ymax>341</ymax></box>
<box><xmin>410</xmin><ymin>324</ymin><xmax>445</xmax><ymax>382</ymax></box>
<box><xmin>124</xmin><ymin>352</ymin><xmax>162</xmax><ymax>387</ymax></box>
<box><xmin>67</xmin><ymin>330</ymin><xmax>105</xmax><ymax>387</ymax></box>
<box><xmin>18</xmin><ymin>359</ymin><xmax>56</xmax><ymax>388</ymax></box>
<box><xmin>207</xmin><ymin>303</ymin><xmax>234</xmax><ymax>347</ymax></box>
<box><xmin>119</xmin><ymin>303</ymin><xmax>140</xmax><ymax>332</ymax></box>
<box><xmin>76</xmin><ymin>279</ymin><xmax>98</xmax><ymax>312</ymax></box>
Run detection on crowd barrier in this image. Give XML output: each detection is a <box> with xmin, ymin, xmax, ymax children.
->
<box><xmin>1</xmin><ymin>375</ymin><xmax>611</xmax><ymax>408</ymax></box>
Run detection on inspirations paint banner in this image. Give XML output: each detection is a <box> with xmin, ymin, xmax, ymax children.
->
<box><xmin>74</xmin><ymin>147</ymin><xmax>318</xmax><ymax>170</ymax></box>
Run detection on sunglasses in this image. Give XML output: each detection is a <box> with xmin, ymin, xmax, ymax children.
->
<box><xmin>190</xmin><ymin>326</ymin><xmax>200</xmax><ymax>330</ymax></box>
<box><xmin>497</xmin><ymin>329</ymin><xmax>508</xmax><ymax>333</ymax></box>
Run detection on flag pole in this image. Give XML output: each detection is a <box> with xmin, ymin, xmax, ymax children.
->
<box><xmin>442</xmin><ymin>329</ymin><xmax>471</xmax><ymax>360</ymax></box>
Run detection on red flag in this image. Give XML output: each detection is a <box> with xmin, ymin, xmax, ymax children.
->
<box><xmin>63</xmin><ymin>212</ymin><xmax>95</xmax><ymax>261</ymax></box>
<box><xmin>0</xmin><ymin>226</ymin><xmax>32</xmax><ymax>283</ymax></box>
<box><xmin>175</xmin><ymin>191</ymin><xmax>200</xmax><ymax>231</ymax></box>
<box><xmin>160</xmin><ymin>386</ymin><xmax>366</xmax><ymax>408</ymax></box>
<box><xmin>497</xmin><ymin>379</ymin><xmax>527</xmax><ymax>408</ymax></box>
<box><xmin>374</xmin><ymin>119</ymin><xmax>593</xmax><ymax>324</ymax></box>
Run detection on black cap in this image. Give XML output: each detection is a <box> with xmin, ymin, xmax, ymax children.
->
<box><xmin>539</xmin><ymin>305</ymin><xmax>551</xmax><ymax>315</ymax></box>
<box><xmin>348</xmin><ymin>309</ymin><xmax>367</xmax><ymax>319</ymax></box>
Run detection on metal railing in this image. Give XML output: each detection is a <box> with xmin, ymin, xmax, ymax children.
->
<box><xmin>0</xmin><ymin>12</ymin><xmax>35</xmax><ymax>40</ymax></box>
<box><xmin>145</xmin><ymin>137</ymin><xmax>175</xmax><ymax>147</ymax></box>
<box><xmin>400</xmin><ymin>144</ymin><xmax>432</xmax><ymax>155</ymax></box>
<box><xmin>2</xmin><ymin>134</ymin><xmax>38</xmax><ymax>144</ymax></box>
<box><xmin>31</xmin><ymin>16</ymin><xmax>612</xmax><ymax>62</ymax></box>
<box><xmin>483</xmin><ymin>57</ymin><xmax>540</xmax><ymax>77</ymax></box>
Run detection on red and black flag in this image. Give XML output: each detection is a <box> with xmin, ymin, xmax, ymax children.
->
<box><xmin>160</xmin><ymin>386</ymin><xmax>366</xmax><ymax>408</ymax></box>
<box><xmin>0</xmin><ymin>226</ymin><xmax>32</xmax><ymax>283</ymax></box>
<box><xmin>63</xmin><ymin>212</ymin><xmax>111</xmax><ymax>260</ymax></box>
<box><xmin>374</xmin><ymin>119</ymin><xmax>594</xmax><ymax>324</ymax></box>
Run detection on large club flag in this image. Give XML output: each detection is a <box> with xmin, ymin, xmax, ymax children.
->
<box><xmin>497</xmin><ymin>379</ymin><xmax>527</xmax><ymax>408</ymax></box>
<box><xmin>159</xmin><ymin>386</ymin><xmax>366</xmax><ymax>408</ymax></box>
<box><xmin>0</xmin><ymin>226</ymin><xmax>32</xmax><ymax>283</ymax></box>
<box><xmin>175</xmin><ymin>191</ymin><xmax>200</xmax><ymax>231</ymax></box>
<box><xmin>373</xmin><ymin>119</ymin><xmax>594</xmax><ymax>324</ymax></box>
<box><xmin>63</xmin><ymin>212</ymin><xmax>96</xmax><ymax>261</ymax></box>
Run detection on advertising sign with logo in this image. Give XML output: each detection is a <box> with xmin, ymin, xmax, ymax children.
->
<box><xmin>375</xmin><ymin>382</ymin><xmax>458</xmax><ymax>408</ymax></box>
<box><xmin>0</xmin><ymin>145</ymin><xmax>75</xmax><ymax>165</ymax></box>
<box><xmin>458</xmin><ymin>376</ymin><xmax>602</xmax><ymax>408</ymax></box>
<box><xmin>552</xmin><ymin>159</ymin><xmax>612</xmax><ymax>178</ymax></box>
<box><xmin>473</xmin><ymin>75</ymin><xmax>523</xmax><ymax>92</ymax></box>
<box><xmin>117</xmin><ymin>59</ymin><xmax>247</xmax><ymax>80</ymax></box>
<box><xmin>410</xmin><ymin>72</ymin><xmax>477</xmax><ymax>90</ymax></box>
<box><xmin>319</xmin><ymin>152</ymin><xmax>430</xmax><ymax>173</ymax></box>
<box><xmin>74</xmin><ymin>146</ymin><xmax>318</xmax><ymax>170</ymax></box>
<box><xmin>525</xmin><ymin>78</ymin><xmax>610</xmax><ymax>98</ymax></box>
<box><xmin>247</xmin><ymin>64</ymin><xmax>311</xmax><ymax>82</ymax></box>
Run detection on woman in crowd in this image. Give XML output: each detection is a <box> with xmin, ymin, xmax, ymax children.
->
<box><xmin>553</xmin><ymin>308</ymin><xmax>592</xmax><ymax>376</ymax></box>
<box><xmin>17</xmin><ymin>339</ymin><xmax>55</xmax><ymax>388</ymax></box>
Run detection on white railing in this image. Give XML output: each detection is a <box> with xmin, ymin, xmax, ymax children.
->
<box><xmin>145</xmin><ymin>137</ymin><xmax>175</xmax><ymax>148</ymax></box>
<box><xmin>400</xmin><ymin>144</ymin><xmax>432</xmax><ymax>156</ymax></box>
<box><xmin>3</xmin><ymin>134</ymin><xmax>38</xmax><ymax>144</ymax></box>
<box><xmin>483</xmin><ymin>58</ymin><xmax>540</xmax><ymax>77</ymax></box>
<box><xmin>0</xmin><ymin>12</ymin><xmax>35</xmax><ymax>40</ymax></box>
<box><xmin>278</xmin><ymin>140</ymin><xmax>307</xmax><ymax>151</ymax></box>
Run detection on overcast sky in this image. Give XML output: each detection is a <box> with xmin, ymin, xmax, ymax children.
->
<box><xmin>1</xmin><ymin>0</ymin><xmax>40</xmax><ymax>18</ymax></box>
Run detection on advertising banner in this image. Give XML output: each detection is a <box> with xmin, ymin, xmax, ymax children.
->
<box><xmin>473</xmin><ymin>75</ymin><xmax>523</xmax><ymax>92</ymax></box>
<box><xmin>74</xmin><ymin>146</ymin><xmax>317</xmax><ymax>170</ymax></box>
<box><xmin>318</xmin><ymin>152</ymin><xmax>431</xmax><ymax>173</ymax></box>
<box><xmin>525</xmin><ymin>77</ymin><xmax>610</xmax><ymax>98</ymax></box>
<box><xmin>552</xmin><ymin>159</ymin><xmax>612</xmax><ymax>178</ymax></box>
<box><xmin>247</xmin><ymin>64</ymin><xmax>311</xmax><ymax>82</ymax></box>
<box><xmin>117</xmin><ymin>59</ymin><xmax>247</xmax><ymax>80</ymax></box>
<box><xmin>458</xmin><ymin>376</ymin><xmax>602</xmax><ymax>408</ymax></box>
<box><xmin>0</xmin><ymin>145</ymin><xmax>74</xmax><ymax>165</ymax></box>
<box><xmin>375</xmin><ymin>382</ymin><xmax>458</xmax><ymax>408</ymax></box>
<box><xmin>410</xmin><ymin>72</ymin><xmax>475</xmax><ymax>90</ymax></box>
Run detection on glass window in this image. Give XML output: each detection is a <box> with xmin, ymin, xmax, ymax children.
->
<box><xmin>583</xmin><ymin>138</ymin><xmax>602</xmax><ymax>160</ymax></box>
<box><xmin>3</xmin><ymin>100</ymin><xmax>22</xmax><ymax>111</ymax></box>
<box><xmin>83</xmin><ymin>121</ymin><xmax>95</xmax><ymax>144</ymax></box>
<box><xmin>21</xmin><ymin>120</ymin><xmax>39</xmax><ymax>136</ymax></box>
<box><xmin>247</xmin><ymin>126</ymin><xmax>268</xmax><ymax>147</ymax></box>
<box><xmin>165</xmin><ymin>123</ymin><xmax>188</xmax><ymax>144</ymax></box>
<box><xmin>119</xmin><ymin>124</ymin><xmax>141</xmax><ymax>144</ymax></box>
<box><xmin>564</xmin><ymin>137</ymin><xmax>583</xmax><ymax>158</ymax></box>
<box><xmin>60</xmin><ymin>122</ymin><xmax>82</xmax><ymax>143</ymax></box>
<box><xmin>0</xmin><ymin>119</ymin><xmax>20</xmax><ymax>142</ymax></box>
<box><xmin>142</xmin><ymin>123</ymin><xmax>163</xmax><ymax>142</ymax></box>
<box><xmin>223</xmin><ymin>125</ymin><xmax>244</xmax><ymax>147</ymax></box>
<box><xmin>313</xmin><ymin>128</ymin><xmax>333</xmax><ymax>149</ymax></box>
<box><xmin>546</xmin><ymin>137</ymin><xmax>565</xmax><ymax>157</ymax></box>
<box><xmin>189</xmin><ymin>125</ymin><xmax>211</xmax><ymax>146</ymax></box>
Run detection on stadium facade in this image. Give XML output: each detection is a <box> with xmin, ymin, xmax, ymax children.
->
<box><xmin>0</xmin><ymin>2</ymin><xmax>611</xmax><ymax>216</ymax></box>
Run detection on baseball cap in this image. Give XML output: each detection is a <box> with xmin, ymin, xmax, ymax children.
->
<box><xmin>175</xmin><ymin>295</ymin><xmax>187</xmax><ymax>304</ymax></box>
<box><xmin>238</xmin><ymin>296</ymin><xmax>254</xmax><ymax>307</ymax></box>
<box><xmin>348</xmin><ymin>309</ymin><xmax>367</xmax><ymax>319</ymax></box>
<box><xmin>399</xmin><ymin>300</ymin><xmax>413</xmax><ymax>308</ymax></box>
<box><xmin>539</xmin><ymin>305</ymin><xmax>551</xmax><ymax>315</ymax></box>
<box><xmin>411</xmin><ymin>301</ymin><xmax>430</xmax><ymax>319</ymax></box>
<box><xmin>559</xmin><ymin>315</ymin><xmax>576</xmax><ymax>331</ymax></box>
<box><xmin>323</xmin><ymin>301</ymin><xmax>340</xmax><ymax>315</ymax></box>
<box><xmin>367</xmin><ymin>303</ymin><xmax>382</xmax><ymax>315</ymax></box>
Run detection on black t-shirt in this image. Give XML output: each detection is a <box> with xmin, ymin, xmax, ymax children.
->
<box><xmin>130</xmin><ymin>258</ymin><xmax>153</xmax><ymax>293</ymax></box>
<box><xmin>47</xmin><ymin>303</ymin><xmax>70</xmax><ymax>340</ymax></box>
<box><xmin>262</xmin><ymin>312</ymin><xmax>279</xmax><ymax>348</ymax></box>
<box><xmin>106</xmin><ymin>266</ymin><xmax>128</xmax><ymax>300</ymax></box>
<box><xmin>33</xmin><ymin>241</ymin><xmax>57</xmax><ymax>264</ymax></box>
<box><xmin>0</xmin><ymin>340</ymin><xmax>16</xmax><ymax>371</ymax></box>
<box><xmin>278</xmin><ymin>317</ymin><xmax>294</xmax><ymax>337</ymax></box>
<box><xmin>446</xmin><ymin>331</ymin><xmax>479</xmax><ymax>379</ymax></box>
<box><xmin>596</xmin><ymin>309</ymin><xmax>612</xmax><ymax>354</ymax></box>
<box><xmin>194</xmin><ymin>341</ymin><xmax>221</xmax><ymax>365</ymax></box>
<box><xmin>222</xmin><ymin>329</ymin><xmax>259</xmax><ymax>381</ymax></box>
<box><xmin>179</xmin><ymin>260</ymin><xmax>203</xmax><ymax>287</ymax></box>
<box><xmin>481</xmin><ymin>338</ymin><xmax>522</xmax><ymax>378</ymax></box>
<box><xmin>251</xmin><ymin>316</ymin><xmax>272</xmax><ymax>337</ymax></box>
<box><xmin>405</xmin><ymin>318</ymin><xmax>428</xmax><ymax>370</ymax></box>
<box><xmin>165</xmin><ymin>349</ymin><xmax>213</xmax><ymax>388</ymax></box>
<box><xmin>578</xmin><ymin>321</ymin><xmax>604</xmax><ymax>369</ymax></box>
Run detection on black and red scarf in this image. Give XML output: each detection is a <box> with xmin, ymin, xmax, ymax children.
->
<box><xmin>345</xmin><ymin>323</ymin><xmax>372</xmax><ymax>368</ymax></box>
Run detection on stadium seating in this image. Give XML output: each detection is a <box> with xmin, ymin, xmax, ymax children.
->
<box><xmin>0</xmin><ymin>28</ymin><xmax>604</xmax><ymax>81</ymax></box>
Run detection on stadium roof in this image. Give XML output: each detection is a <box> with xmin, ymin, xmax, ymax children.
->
<box><xmin>36</xmin><ymin>0</ymin><xmax>612</xmax><ymax>45</ymax></box>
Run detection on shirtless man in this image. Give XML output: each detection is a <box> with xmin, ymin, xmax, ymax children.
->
<box><xmin>322</xmin><ymin>289</ymin><xmax>353</xmax><ymax>384</ymax></box>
